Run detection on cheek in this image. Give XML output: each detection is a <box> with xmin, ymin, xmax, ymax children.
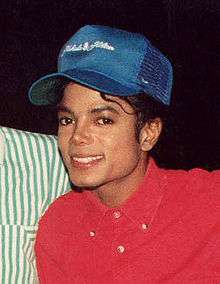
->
<box><xmin>105</xmin><ymin>128</ymin><xmax>140</xmax><ymax>161</ymax></box>
<box><xmin>115</xmin><ymin>142</ymin><xmax>141</xmax><ymax>164</ymax></box>
<box><xmin>58</xmin><ymin>131</ymin><xmax>69</xmax><ymax>156</ymax></box>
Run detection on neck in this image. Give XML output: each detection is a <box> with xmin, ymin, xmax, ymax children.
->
<box><xmin>92</xmin><ymin>156</ymin><xmax>149</xmax><ymax>208</ymax></box>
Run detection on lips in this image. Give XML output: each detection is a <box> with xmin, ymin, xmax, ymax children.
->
<box><xmin>70</xmin><ymin>155</ymin><xmax>104</xmax><ymax>169</ymax></box>
<box><xmin>72</xmin><ymin>155</ymin><xmax>103</xmax><ymax>163</ymax></box>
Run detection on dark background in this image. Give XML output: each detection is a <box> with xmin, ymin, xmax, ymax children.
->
<box><xmin>1</xmin><ymin>0</ymin><xmax>220</xmax><ymax>169</ymax></box>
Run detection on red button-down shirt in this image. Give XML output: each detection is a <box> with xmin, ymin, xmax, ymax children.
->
<box><xmin>35</xmin><ymin>160</ymin><xmax>220</xmax><ymax>283</ymax></box>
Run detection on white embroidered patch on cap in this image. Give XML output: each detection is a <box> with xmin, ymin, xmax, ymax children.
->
<box><xmin>62</xmin><ymin>41</ymin><xmax>115</xmax><ymax>56</ymax></box>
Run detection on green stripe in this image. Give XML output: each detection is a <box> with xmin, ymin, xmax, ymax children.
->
<box><xmin>11</xmin><ymin>133</ymin><xmax>23</xmax><ymax>225</ymax></box>
<box><xmin>34</xmin><ymin>133</ymin><xmax>50</xmax><ymax>216</ymax></box>
<box><xmin>7</xmin><ymin>127</ymin><xmax>25</xmax><ymax>224</ymax></box>
<box><xmin>14</xmin><ymin>226</ymin><xmax>20</xmax><ymax>284</ymax></box>
<box><xmin>5</xmin><ymin>135</ymin><xmax>16</xmax><ymax>224</ymax></box>
<box><xmin>8</xmin><ymin>226</ymin><xmax>13</xmax><ymax>284</ymax></box>
<box><xmin>28</xmin><ymin>134</ymin><xmax>40</xmax><ymax>225</ymax></box>
<box><xmin>1</xmin><ymin>226</ymin><xmax>6</xmax><ymax>283</ymax></box>
<box><xmin>20</xmin><ymin>133</ymin><xmax>34</xmax><ymax>225</ymax></box>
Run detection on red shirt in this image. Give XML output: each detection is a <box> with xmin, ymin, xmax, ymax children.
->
<box><xmin>35</xmin><ymin>160</ymin><xmax>220</xmax><ymax>283</ymax></box>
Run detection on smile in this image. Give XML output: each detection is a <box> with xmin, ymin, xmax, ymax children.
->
<box><xmin>70</xmin><ymin>155</ymin><xmax>104</xmax><ymax>169</ymax></box>
<box><xmin>72</xmin><ymin>155</ymin><xmax>103</xmax><ymax>164</ymax></box>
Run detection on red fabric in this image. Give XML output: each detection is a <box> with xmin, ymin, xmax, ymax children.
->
<box><xmin>35</xmin><ymin>160</ymin><xmax>220</xmax><ymax>283</ymax></box>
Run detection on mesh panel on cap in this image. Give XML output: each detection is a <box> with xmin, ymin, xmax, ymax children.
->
<box><xmin>138</xmin><ymin>43</ymin><xmax>172</xmax><ymax>105</ymax></box>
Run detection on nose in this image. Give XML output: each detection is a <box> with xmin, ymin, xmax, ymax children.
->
<box><xmin>69</xmin><ymin>120</ymin><xmax>93</xmax><ymax>146</ymax></box>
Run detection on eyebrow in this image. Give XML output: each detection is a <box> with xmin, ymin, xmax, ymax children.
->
<box><xmin>56</xmin><ymin>104</ymin><xmax>120</xmax><ymax>115</ymax></box>
<box><xmin>56</xmin><ymin>104</ymin><xmax>72</xmax><ymax>114</ymax></box>
<box><xmin>90</xmin><ymin>106</ymin><xmax>120</xmax><ymax>115</ymax></box>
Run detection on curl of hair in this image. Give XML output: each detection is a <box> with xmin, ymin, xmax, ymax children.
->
<box><xmin>100</xmin><ymin>93</ymin><xmax>169</xmax><ymax>137</ymax></box>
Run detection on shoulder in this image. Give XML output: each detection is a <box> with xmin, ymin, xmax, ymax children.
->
<box><xmin>158</xmin><ymin>166</ymin><xmax>220</xmax><ymax>221</ymax></box>
<box><xmin>163</xmin><ymin>166</ymin><xmax>220</xmax><ymax>192</ymax></box>
<box><xmin>0</xmin><ymin>126</ymin><xmax>57</xmax><ymax>146</ymax></box>
<box><xmin>38</xmin><ymin>190</ymin><xmax>88</xmax><ymax>232</ymax></box>
<box><xmin>0</xmin><ymin>126</ymin><xmax>69</xmax><ymax>184</ymax></box>
<box><xmin>0</xmin><ymin>126</ymin><xmax>62</xmax><ymax>165</ymax></box>
<box><xmin>42</xmin><ymin>190</ymin><xmax>87</xmax><ymax>214</ymax></box>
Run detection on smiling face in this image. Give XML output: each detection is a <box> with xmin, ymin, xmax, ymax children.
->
<box><xmin>57</xmin><ymin>82</ymin><xmax>159</xmax><ymax>196</ymax></box>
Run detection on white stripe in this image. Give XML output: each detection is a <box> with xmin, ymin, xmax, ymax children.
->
<box><xmin>0</xmin><ymin>161</ymin><xmax>7</xmax><ymax>224</ymax></box>
<box><xmin>22</xmin><ymin>133</ymin><xmax>38</xmax><ymax>224</ymax></box>
<box><xmin>0</xmin><ymin>226</ymin><xmax>3</xmax><ymax>281</ymax></box>
<box><xmin>12</xmin><ymin>132</ymin><xmax>26</xmax><ymax>225</ymax></box>
<box><xmin>30</xmin><ymin>135</ymin><xmax>43</xmax><ymax>222</ymax></box>
<box><xmin>0</xmin><ymin>130</ymin><xmax>5</xmax><ymax>165</ymax></box>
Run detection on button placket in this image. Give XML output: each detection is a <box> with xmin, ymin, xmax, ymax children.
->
<box><xmin>112</xmin><ymin>211</ymin><xmax>125</xmax><ymax>255</ymax></box>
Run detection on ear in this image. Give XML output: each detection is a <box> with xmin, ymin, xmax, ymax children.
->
<box><xmin>139</xmin><ymin>118</ymin><xmax>162</xmax><ymax>152</ymax></box>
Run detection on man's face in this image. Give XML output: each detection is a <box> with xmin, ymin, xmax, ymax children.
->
<box><xmin>57</xmin><ymin>82</ymin><xmax>149</xmax><ymax>190</ymax></box>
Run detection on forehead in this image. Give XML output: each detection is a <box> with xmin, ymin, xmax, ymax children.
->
<box><xmin>60</xmin><ymin>82</ymin><xmax>134</xmax><ymax>114</ymax></box>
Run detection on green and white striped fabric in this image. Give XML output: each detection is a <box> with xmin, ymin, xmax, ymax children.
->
<box><xmin>0</xmin><ymin>127</ymin><xmax>71</xmax><ymax>284</ymax></box>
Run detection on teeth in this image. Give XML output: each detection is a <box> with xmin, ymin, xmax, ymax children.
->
<box><xmin>72</xmin><ymin>155</ymin><xmax>103</xmax><ymax>164</ymax></box>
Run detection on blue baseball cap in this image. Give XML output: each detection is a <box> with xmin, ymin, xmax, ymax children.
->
<box><xmin>28</xmin><ymin>25</ymin><xmax>173</xmax><ymax>106</ymax></box>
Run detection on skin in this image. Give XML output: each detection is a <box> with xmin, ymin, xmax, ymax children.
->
<box><xmin>57</xmin><ymin>82</ymin><xmax>162</xmax><ymax>207</ymax></box>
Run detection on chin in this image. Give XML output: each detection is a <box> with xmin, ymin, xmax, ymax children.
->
<box><xmin>69</xmin><ymin>175</ymin><xmax>104</xmax><ymax>189</ymax></box>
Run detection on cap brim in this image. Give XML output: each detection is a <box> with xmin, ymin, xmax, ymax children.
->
<box><xmin>28</xmin><ymin>69</ymin><xmax>140</xmax><ymax>105</ymax></box>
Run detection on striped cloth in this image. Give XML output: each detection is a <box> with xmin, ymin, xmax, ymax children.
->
<box><xmin>0</xmin><ymin>127</ymin><xmax>71</xmax><ymax>284</ymax></box>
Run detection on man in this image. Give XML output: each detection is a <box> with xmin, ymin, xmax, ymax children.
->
<box><xmin>29</xmin><ymin>25</ymin><xmax>220</xmax><ymax>283</ymax></box>
<box><xmin>0</xmin><ymin>127</ymin><xmax>70</xmax><ymax>283</ymax></box>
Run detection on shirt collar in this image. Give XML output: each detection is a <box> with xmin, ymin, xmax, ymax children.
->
<box><xmin>119</xmin><ymin>158</ymin><xmax>167</xmax><ymax>228</ymax></box>
<box><xmin>0</xmin><ymin>127</ymin><xmax>5</xmax><ymax>165</ymax></box>
<box><xmin>84</xmin><ymin>158</ymin><xmax>167</xmax><ymax>228</ymax></box>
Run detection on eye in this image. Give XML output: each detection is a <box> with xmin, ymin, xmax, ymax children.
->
<box><xmin>96</xmin><ymin>117</ymin><xmax>113</xmax><ymax>125</ymax></box>
<box><xmin>58</xmin><ymin>116</ymin><xmax>74</xmax><ymax>126</ymax></box>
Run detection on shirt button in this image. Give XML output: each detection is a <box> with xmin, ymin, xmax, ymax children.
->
<box><xmin>117</xmin><ymin>245</ymin><xmax>125</xmax><ymax>254</ymax></box>
<box><xmin>113</xmin><ymin>211</ymin><xmax>121</xmax><ymax>219</ymax></box>
<box><xmin>89</xmin><ymin>231</ymin><xmax>96</xmax><ymax>237</ymax></box>
<box><xmin>141</xmin><ymin>223</ymin><xmax>149</xmax><ymax>230</ymax></box>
